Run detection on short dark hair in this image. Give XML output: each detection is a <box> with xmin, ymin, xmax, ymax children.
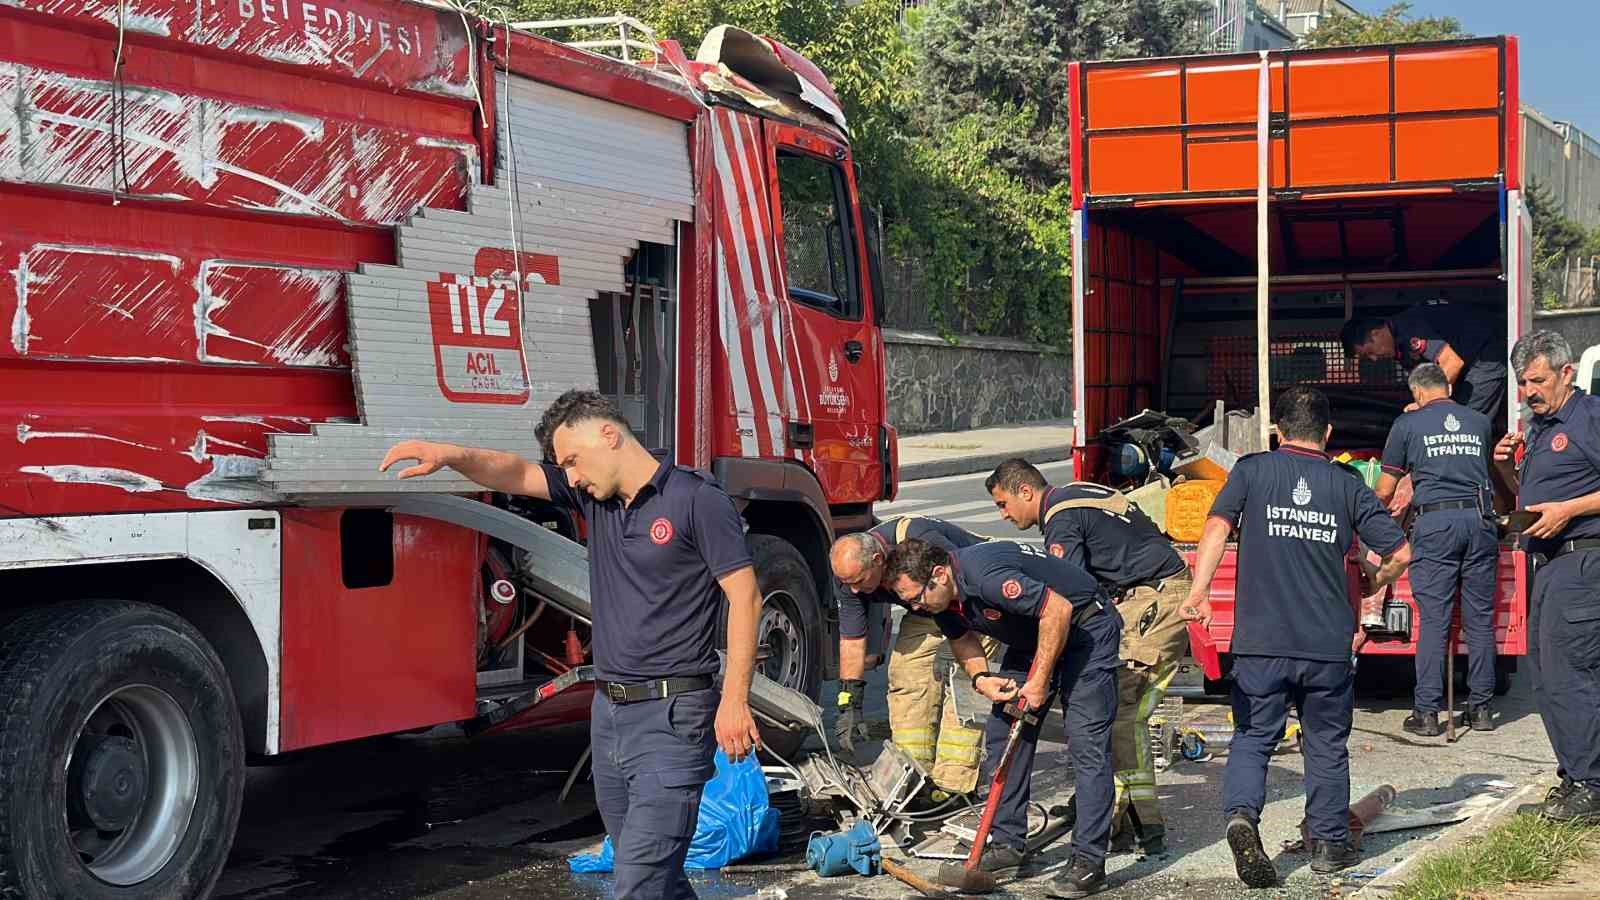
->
<box><xmin>1274</xmin><ymin>386</ymin><xmax>1331</xmax><ymax>443</ymax></box>
<box><xmin>985</xmin><ymin>458</ymin><xmax>1048</xmax><ymax>494</ymax></box>
<box><xmin>1340</xmin><ymin>317</ymin><xmax>1386</xmax><ymax>356</ymax></box>
<box><xmin>885</xmin><ymin>538</ymin><xmax>950</xmax><ymax>586</ymax></box>
<box><xmin>537</xmin><ymin>390</ymin><xmax>630</xmax><ymax>459</ymax></box>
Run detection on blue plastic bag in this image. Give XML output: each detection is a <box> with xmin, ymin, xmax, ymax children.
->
<box><xmin>568</xmin><ymin>750</ymin><xmax>780</xmax><ymax>872</ymax></box>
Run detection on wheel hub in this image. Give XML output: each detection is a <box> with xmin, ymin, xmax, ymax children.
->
<box><xmin>758</xmin><ymin>591</ymin><xmax>806</xmax><ymax>689</ymax></box>
<box><xmin>70</xmin><ymin>734</ymin><xmax>148</xmax><ymax>831</ymax></box>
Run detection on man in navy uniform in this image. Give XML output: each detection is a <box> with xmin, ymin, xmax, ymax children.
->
<box><xmin>985</xmin><ymin>459</ymin><xmax>1190</xmax><ymax>854</ymax></box>
<box><xmin>1493</xmin><ymin>331</ymin><xmax>1600</xmax><ymax>822</ymax></box>
<box><xmin>1184</xmin><ymin>387</ymin><xmax>1412</xmax><ymax>886</ymax></box>
<box><xmin>885</xmin><ymin>539</ymin><xmax>1122</xmax><ymax>898</ymax></box>
<box><xmin>830</xmin><ymin>517</ymin><xmax>994</xmax><ymax>795</ymax></box>
<box><xmin>1342</xmin><ymin>300</ymin><xmax>1507</xmax><ymax>423</ymax></box>
<box><xmin>380</xmin><ymin>390</ymin><xmax>763</xmax><ymax>899</ymax></box>
<box><xmin>1375</xmin><ymin>363</ymin><xmax>1500</xmax><ymax>736</ymax></box>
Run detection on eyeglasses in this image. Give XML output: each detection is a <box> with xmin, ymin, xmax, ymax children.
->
<box><xmin>904</xmin><ymin>584</ymin><xmax>931</xmax><ymax>612</ymax></box>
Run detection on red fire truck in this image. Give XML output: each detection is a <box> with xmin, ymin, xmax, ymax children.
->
<box><xmin>1067</xmin><ymin>39</ymin><xmax>1530</xmax><ymax>687</ymax></box>
<box><xmin>0</xmin><ymin>2</ymin><xmax>893</xmax><ymax>895</ymax></box>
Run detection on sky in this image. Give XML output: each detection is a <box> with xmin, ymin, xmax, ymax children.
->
<box><xmin>1397</xmin><ymin>1</ymin><xmax>1600</xmax><ymax>133</ymax></box>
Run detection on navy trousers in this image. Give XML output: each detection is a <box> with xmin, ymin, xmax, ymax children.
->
<box><xmin>1534</xmin><ymin>550</ymin><xmax>1600</xmax><ymax>787</ymax></box>
<box><xmin>1224</xmin><ymin>655</ymin><xmax>1354</xmax><ymax>842</ymax></box>
<box><xmin>983</xmin><ymin>608</ymin><xmax>1121</xmax><ymax>867</ymax></box>
<box><xmin>590</xmin><ymin>686</ymin><xmax>718</xmax><ymax>899</ymax></box>
<box><xmin>1409</xmin><ymin>509</ymin><xmax>1499</xmax><ymax>712</ymax></box>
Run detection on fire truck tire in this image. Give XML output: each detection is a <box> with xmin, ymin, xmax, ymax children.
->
<box><xmin>731</xmin><ymin>534</ymin><xmax>825</xmax><ymax>760</ymax></box>
<box><xmin>0</xmin><ymin>599</ymin><xmax>245</xmax><ymax>900</ymax></box>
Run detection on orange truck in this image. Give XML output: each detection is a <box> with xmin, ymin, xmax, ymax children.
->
<box><xmin>1066</xmin><ymin>38</ymin><xmax>1529</xmax><ymax>688</ymax></box>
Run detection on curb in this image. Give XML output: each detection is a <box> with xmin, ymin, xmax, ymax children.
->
<box><xmin>1353</xmin><ymin>780</ymin><xmax>1547</xmax><ymax>897</ymax></box>
<box><xmin>897</xmin><ymin>443</ymin><xmax>1076</xmax><ymax>482</ymax></box>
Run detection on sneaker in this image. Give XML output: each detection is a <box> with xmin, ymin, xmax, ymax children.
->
<box><xmin>1309</xmin><ymin>838</ymin><xmax>1361</xmax><ymax>874</ymax></box>
<box><xmin>1403</xmin><ymin>711</ymin><xmax>1442</xmax><ymax>737</ymax></box>
<box><xmin>1226</xmin><ymin>815</ymin><xmax>1277</xmax><ymax>888</ymax></box>
<box><xmin>1542</xmin><ymin>784</ymin><xmax>1600</xmax><ymax>824</ymax></box>
<box><xmin>976</xmin><ymin>844</ymin><xmax>1026</xmax><ymax>877</ymax></box>
<box><xmin>1468</xmin><ymin>704</ymin><xmax>1496</xmax><ymax>732</ymax></box>
<box><xmin>1047</xmin><ymin>857</ymin><xmax>1107</xmax><ymax>898</ymax></box>
<box><xmin>1518</xmin><ymin>778</ymin><xmax>1577</xmax><ymax>817</ymax></box>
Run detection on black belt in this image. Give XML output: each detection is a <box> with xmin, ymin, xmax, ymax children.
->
<box><xmin>1072</xmin><ymin>599</ymin><xmax>1106</xmax><ymax>626</ymax></box>
<box><xmin>599</xmin><ymin>675</ymin><xmax>713</xmax><ymax>704</ymax></box>
<box><xmin>1550</xmin><ymin>539</ymin><xmax>1600</xmax><ymax>562</ymax></box>
<box><xmin>1416</xmin><ymin>499</ymin><xmax>1481</xmax><ymax>515</ymax></box>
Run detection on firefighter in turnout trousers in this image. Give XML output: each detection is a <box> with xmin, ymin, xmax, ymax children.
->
<box><xmin>986</xmin><ymin>459</ymin><xmax>1190</xmax><ymax>855</ymax></box>
<box><xmin>1495</xmin><ymin>331</ymin><xmax>1600</xmax><ymax>823</ymax></box>
<box><xmin>381</xmin><ymin>391</ymin><xmax>763</xmax><ymax>899</ymax></box>
<box><xmin>1376</xmin><ymin>363</ymin><xmax>1500</xmax><ymax>736</ymax></box>
<box><xmin>831</xmin><ymin>517</ymin><xmax>996</xmax><ymax>794</ymax></box>
<box><xmin>1184</xmin><ymin>387</ymin><xmax>1411</xmax><ymax>887</ymax></box>
<box><xmin>886</xmin><ymin>539</ymin><xmax>1122</xmax><ymax>899</ymax></box>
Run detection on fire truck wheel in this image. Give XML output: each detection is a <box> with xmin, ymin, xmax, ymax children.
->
<box><xmin>0</xmin><ymin>599</ymin><xmax>245</xmax><ymax>899</ymax></box>
<box><xmin>730</xmin><ymin>534</ymin><xmax>825</xmax><ymax>760</ymax></box>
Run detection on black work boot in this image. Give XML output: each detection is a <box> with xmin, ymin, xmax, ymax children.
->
<box><xmin>1542</xmin><ymin>784</ymin><xmax>1600</xmax><ymax>824</ymax></box>
<box><xmin>1047</xmin><ymin>857</ymin><xmax>1107</xmax><ymax>898</ymax></box>
<box><xmin>1519</xmin><ymin>778</ymin><xmax>1577</xmax><ymax>816</ymax></box>
<box><xmin>1309</xmin><ymin>838</ymin><xmax>1361</xmax><ymax>874</ymax></box>
<box><xmin>1137</xmin><ymin>824</ymin><xmax>1167</xmax><ymax>856</ymax></box>
<box><xmin>1226</xmin><ymin>815</ymin><xmax>1277</xmax><ymax>888</ymax></box>
<box><xmin>1468</xmin><ymin>703</ymin><xmax>1496</xmax><ymax>732</ymax></box>
<box><xmin>976</xmin><ymin>844</ymin><xmax>1026</xmax><ymax>877</ymax></box>
<box><xmin>1403</xmin><ymin>711</ymin><xmax>1442</xmax><ymax>737</ymax></box>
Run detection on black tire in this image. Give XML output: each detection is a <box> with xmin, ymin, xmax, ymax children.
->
<box><xmin>0</xmin><ymin>600</ymin><xmax>245</xmax><ymax>899</ymax></box>
<box><xmin>1494</xmin><ymin>656</ymin><xmax>1517</xmax><ymax>697</ymax></box>
<box><xmin>721</xmin><ymin>534</ymin><xmax>825</xmax><ymax>760</ymax></box>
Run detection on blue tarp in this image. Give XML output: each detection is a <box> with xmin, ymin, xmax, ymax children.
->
<box><xmin>568</xmin><ymin>750</ymin><xmax>780</xmax><ymax>872</ymax></box>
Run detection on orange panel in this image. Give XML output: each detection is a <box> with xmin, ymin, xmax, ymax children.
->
<box><xmin>1396</xmin><ymin>45</ymin><xmax>1499</xmax><ymax>113</ymax></box>
<box><xmin>1185</xmin><ymin>60</ymin><xmax>1285</xmax><ymax>125</ymax></box>
<box><xmin>1086</xmin><ymin>65</ymin><xmax>1181</xmax><ymax>129</ymax></box>
<box><xmin>1290</xmin><ymin>121</ymin><xmax>1391</xmax><ymax>187</ymax></box>
<box><xmin>1288</xmin><ymin>51</ymin><xmax>1389</xmax><ymax>119</ymax></box>
<box><xmin>1186</xmin><ymin>136</ymin><xmax>1287</xmax><ymax>191</ymax></box>
<box><xmin>1087</xmin><ymin>133</ymin><xmax>1184</xmax><ymax>195</ymax></box>
<box><xmin>1396</xmin><ymin>116</ymin><xmax>1500</xmax><ymax>181</ymax></box>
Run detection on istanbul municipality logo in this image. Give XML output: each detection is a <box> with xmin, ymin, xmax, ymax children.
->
<box><xmin>1445</xmin><ymin>414</ymin><xmax>1460</xmax><ymax>433</ymax></box>
<box><xmin>1292</xmin><ymin>477</ymin><xmax>1312</xmax><ymax>506</ymax></box>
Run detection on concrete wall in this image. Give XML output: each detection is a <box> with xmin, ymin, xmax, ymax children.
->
<box><xmin>883</xmin><ymin>329</ymin><xmax>1071</xmax><ymax>435</ymax></box>
<box><xmin>1533</xmin><ymin>308</ymin><xmax>1600</xmax><ymax>358</ymax></box>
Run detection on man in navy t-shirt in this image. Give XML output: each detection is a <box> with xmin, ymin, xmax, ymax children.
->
<box><xmin>1341</xmin><ymin>299</ymin><xmax>1507</xmax><ymax>423</ymax></box>
<box><xmin>1183</xmin><ymin>387</ymin><xmax>1411</xmax><ymax>887</ymax></box>
<box><xmin>830</xmin><ymin>516</ymin><xmax>992</xmax><ymax>794</ymax></box>
<box><xmin>380</xmin><ymin>390</ymin><xmax>761</xmax><ymax>899</ymax></box>
<box><xmin>1494</xmin><ymin>331</ymin><xmax>1600</xmax><ymax>823</ymax></box>
<box><xmin>885</xmin><ymin>540</ymin><xmax>1121</xmax><ymax>898</ymax></box>
<box><xmin>1376</xmin><ymin>363</ymin><xmax>1499</xmax><ymax>736</ymax></box>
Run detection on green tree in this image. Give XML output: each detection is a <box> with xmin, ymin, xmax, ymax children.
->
<box><xmin>1302</xmin><ymin>2</ymin><xmax>1466</xmax><ymax>48</ymax></box>
<box><xmin>910</xmin><ymin>0</ymin><xmax>1211</xmax><ymax>192</ymax></box>
<box><xmin>1527</xmin><ymin>181</ymin><xmax>1589</xmax><ymax>309</ymax></box>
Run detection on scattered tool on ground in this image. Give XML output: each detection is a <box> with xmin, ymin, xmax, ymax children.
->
<box><xmin>883</xmin><ymin>857</ymin><xmax>952</xmax><ymax>898</ymax></box>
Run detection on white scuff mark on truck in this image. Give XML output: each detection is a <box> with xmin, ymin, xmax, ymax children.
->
<box><xmin>201</xmin><ymin>415</ymin><xmax>313</xmax><ymax>429</ymax></box>
<box><xmin>222</xmin><ymin>106</ymin><xmax>325</xmax><ymax>140</ymax></box>
<box><xmin>19</xmin><ymin>465</ymin><xmax>163</xmax><ymax>493</ymax></box>
<box><xmin>188</xmin><ymin>430</ymin><xmax>207</xmax><ymax>463</ymax></box>
<box><xmin>16</xmin><ymin>424</ymin><xmax>164</xmax><ymax>452</ymax></box>
<box><xmin>197</xmin><ymin>262</ymin><xmax>344</xmax><ymax>366</ymax></box>
<box><xmin>184</xmin><ymin>455</ymin><xmax>276</xmax><ymax>504</ymax></box>
<box><xmin>201</xmin><ymin>434</ymin><xmax>259</xmax><ymax>454</ymax></box>
<box><xmin>93</xmin><ymin>6</ymin><xmax>172</xmax><ymax>37</ymax></box>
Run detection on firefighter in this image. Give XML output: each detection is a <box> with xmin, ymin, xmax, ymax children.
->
<box><xmin>1341</xmin><ymin>300</ymin><xmax>1507</xmax><ymax>423</ymax></box>
<box><xmin>831</xmin><ymin>517</ymin><xmax>996</xmax><ymax>796</ymax></box>
<box><xmin>885</xmin><ymin>538</ymin><xmax>1121</xmax><ymax>899</ymax></box>
<box><xmin>1375</xmin><ymin>363</ymin><xmax>1499</xmax><ymax>737</ymax></box>
<box><xmin>379</xmin><ymin>390</ymin><xmax>761</xmax><ymax>899</ymax></box>
<box><xmin>1494</xmin><ymin>331</ymin><xmax>1600</xmax><ymax>823</ymax></box>
<box><xmin>1183</xmin><ymin>387</ymin><xmax>1411</xmax><ymax>887</ymax></box>
<box><xmin>985</xmin><ymin>459</ymin><xmax>1189</xmax><ymax>855</ymax></box>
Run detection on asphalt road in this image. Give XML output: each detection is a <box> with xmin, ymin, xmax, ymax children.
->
<box><xmin>215</xmin><ymin>463</ymin><xmax>1559</xmax><ymax>899</ymax></box>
